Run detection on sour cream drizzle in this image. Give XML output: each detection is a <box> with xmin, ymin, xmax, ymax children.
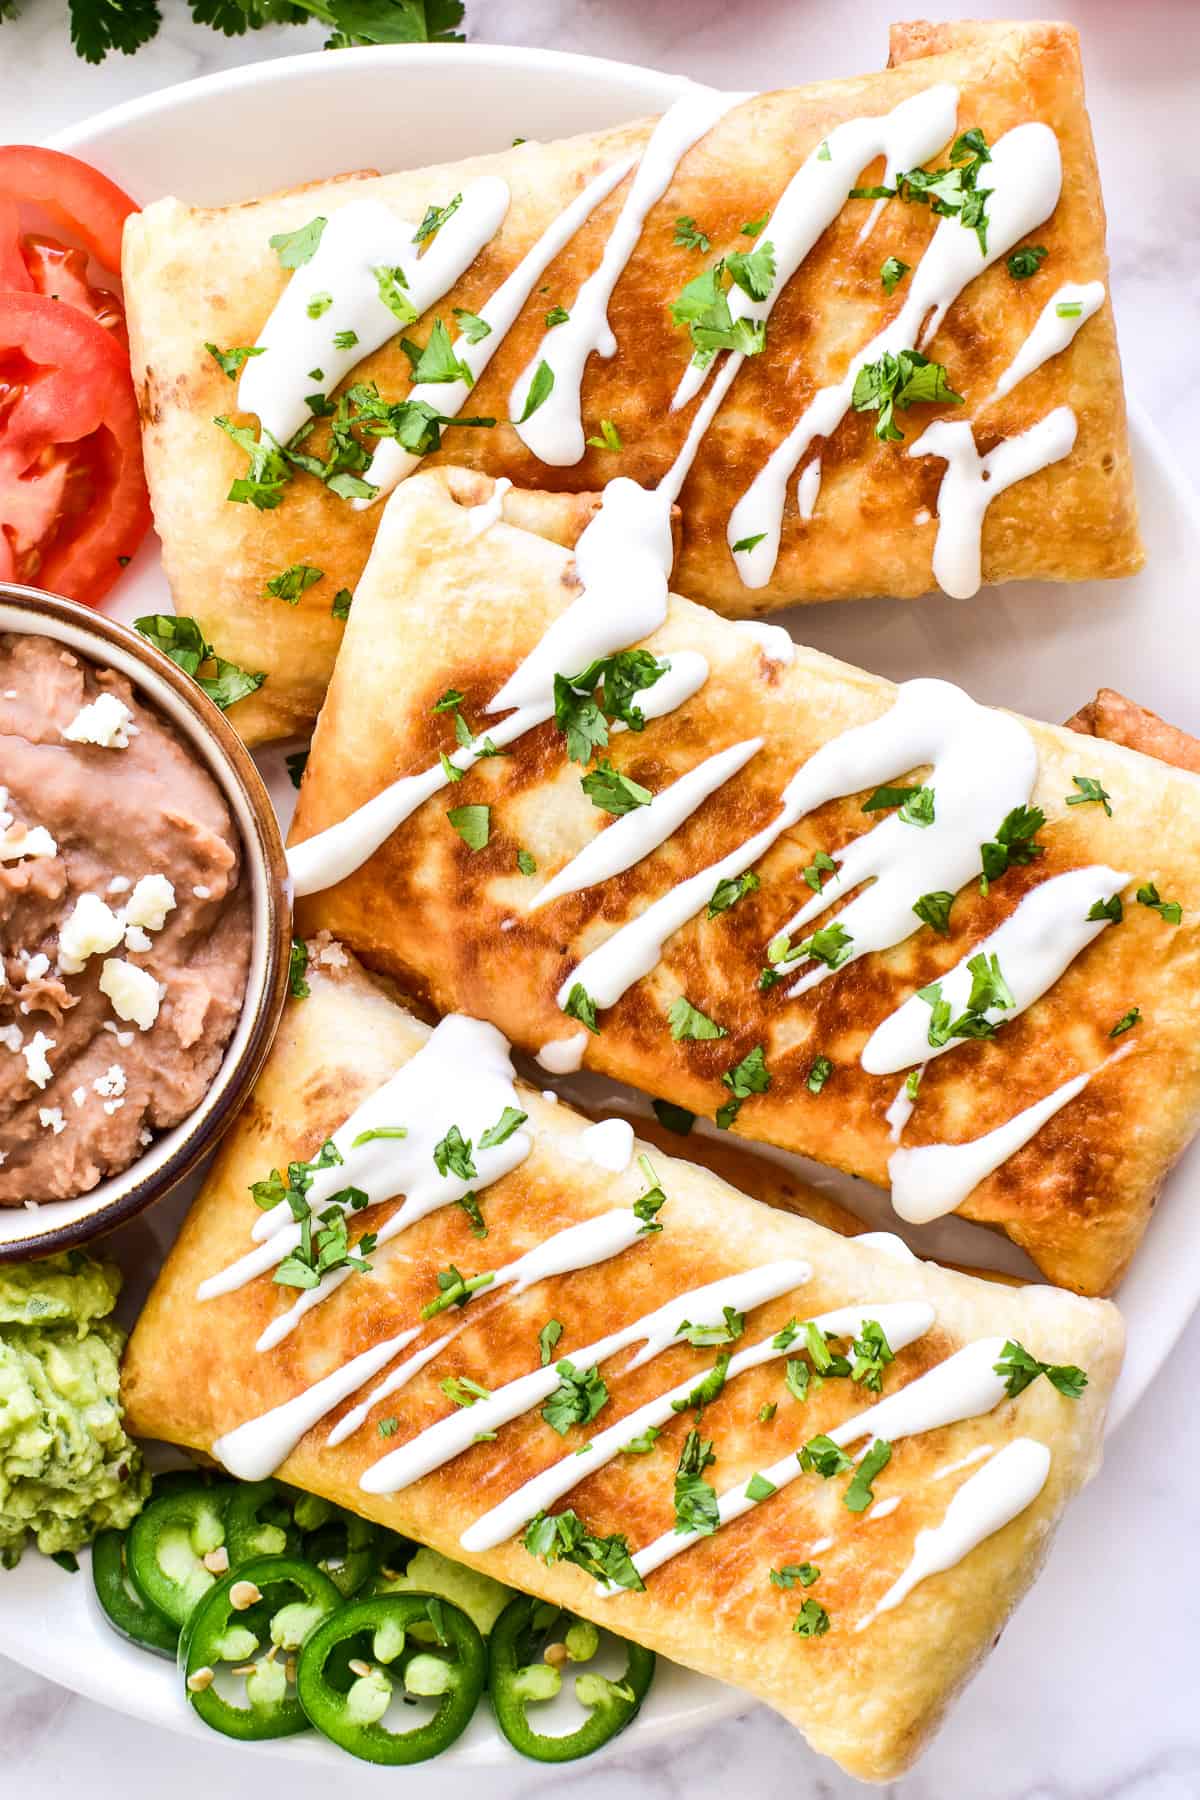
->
<box><xmin>510</xmin><ymin>88</ymin><xmax>750</xmax><ymax>466</ymax></box>
<box><xmin>728</xmin><ymin>121</ymin><xmax>1064</xmax><ymax>587</ymax></box>
<box><xmin>357</xmin><ymin>154</ymin><xmax>640</xmax><ymax>505</ymax></box>
<box><xmin>671</xmin><ymin>85</ymin><xmax>959</xmax><ymax>415</ymax></box>
<box><xmin>862</xmin><ymin>864</ymin><xmax>1130</xmax><ymax>1076</ymax></box>
<box><xmin>909</xmin><ymin>406</ymin><xmax>1078</xmax><ymax>599</ymax></box>
<box><xmin>888</xmin><ymin>1047</ymin><xmax>1131</xmax><ymax>1225</ymax></box>
<box><xmin>196</xmin><ymin>1017</ymin><xmax>530</xmax><ymax>1305</ymax></box>
<box><xmin>531</xmin><ymin>738</ymin><xmax>763</xmax><ymax>911</ymax></box>
<box><xmin>241</xmin><ymin>181</ymin><xmax>512</xmax><ymax>445</ymax></box>
<box><xmin>213</xmin><ymin>1208</ymin><xmax>648</xmax><ymax>1481</ymax></box>
<box><xmin>615</xmin><ymin>1335</ymin><xmax>1012</xmax><ymax>1588</ymax></box>
<box><xmin>461</xmin><ymin>1300</ymin><xmax>934</xmax><ymax>1553</ymax></box>
<box><xmin>989</xmin><ymin>281</ymin><xmax>1105</xmax><ymax>403</ymax></box>
<box><xmin>856</xmin><ymin>1437</ymin><xmax>1051</xmax><ymax>1629</ymax></box>
<box><xmin>359</xmin><ymin>1259</ymin><xmax>812</xmax><ymax>1495</ymax></box>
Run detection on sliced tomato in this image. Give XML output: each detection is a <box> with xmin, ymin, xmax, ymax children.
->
<box><xmin>0</xmin><ymin>292</ymin><xmax>150</xmax><ymax>605</ymax></box>
<box><xmin>0</xmin><ymin>196</ymin><xmax>34</xmax><ymax>293</ymax></box>
<box><xmin>20</xmin><ymin>235</ymin><xmax>127</xmax><ymax>343</ymax></box>
<box><xmin>0</xmin><ymin>146</ymin><xmax>137</xmax><ymax>280</ymax></box>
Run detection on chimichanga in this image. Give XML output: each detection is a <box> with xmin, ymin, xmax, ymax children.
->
<box><xmin>289</xmin><ymin>469</ymin><xmax>1200</xmax><ymax>1297</ymax></box>
<box><xmin>121</xmin><ymin>950</ymin><xmax>1124</xmax><ymax>1782</ymax></box>
<box><xmin>121</xmin><ymin>17</ymin><xmax>1140</xmax><ymax>744</ymax></box>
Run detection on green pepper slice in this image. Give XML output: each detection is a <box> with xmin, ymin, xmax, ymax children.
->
<box><xmin>296</xmin><ymin>1592</ymin><xmax>486</xmax><ymax>1764</ymax></box>
<box><xmin>182</xmin><ymin>1553</ymin><xmax>342</xmax><ymax>1741</ymax></box>
<box><xmin>224</xmin><ymin>1480</ymin><xmax>302</xmax><ymax>1565</ymax></box>
<box><xmin>488</xmin><ymin>1595</ymin><xmax>655</xmax><ymax>1761</ymax></box>
<box><xmin>304</xmin><ymin>1509</ymin><xmax>392</xmax><ymax>1598</ymax></box>
<box><xmin>91</xmin><ymin>1529</ymin><xmax>179</xmax><ymax>1658</ymax></box>
<box><xmin>126</xmin><ymin>1481</ymin><xmax>237</xmax><ymax>1626</ymax></box>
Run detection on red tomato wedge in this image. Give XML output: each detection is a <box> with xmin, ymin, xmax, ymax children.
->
<box><xmin>0</xmin><ymin>292</ymin><xmax>151</xmax><ymax>605</ymax></box>
<box><xmin>0</xmin><ymin>146</ymin><xmax>137</xmax><ymax>279</ymax></box>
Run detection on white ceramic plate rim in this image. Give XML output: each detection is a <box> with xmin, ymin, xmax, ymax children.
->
<box><xmin>1</xmin><ymin>37</ymin><xmax>1197</xmax><ymax>1771</ymax></box>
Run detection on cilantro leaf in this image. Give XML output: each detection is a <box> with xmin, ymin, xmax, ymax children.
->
<box><xmin>1007</xmin><ymin>244</ymin><xmax>1048</xmax><ymax>280</ymax></box>
<box><xmin>851</xmin><ymin>350</ymin><xmax>963</xmax><ymax>442</ymax></box>
<box><xmin>993</xmin><ymin>1339</ymin><xmax>1088</xmax><ymax>1400</ymax></box>
<box><xmin>133</xmin><ymin>613</ymin><xmax>264</xmax><ymax>712</ymax></box>
<box><xmin>913</xmin><ymin>890</ymin><xmax>955</xmax><ymax>935</ymax></box>
<box><xmin>523</xmin><ymin>1509</ymin><xmax>644</xmax><ymax>1591</ymax></box>
<box><xmin>514</xmin><ymin>359</ymin><xmax>554</xmax><ymax>423</ymax></box>
<box><xmin>580</xmin><ymin>759</ymin><xmax>652</xmax><ymax>815</ymax></box>
<box><xmin>1136</xmin><ymin>882</ymin><xmax>1182</xmax><ymax>924</ymax></box>
<box><xmin>674</xmin><ymin>216</ymin><xmax>711</xmax><ymax>253</ymax></box>
<box><xmin>542</xmin><ymin>1359</ymin><xmax>609</xmax><ymax>1435</ymax></box>
<box><xmin>215</xmin><ymin>415</ymin><xmax>293</xmax><ymax>510</ymax></box>
<box><xmin>206</xmin><ymin>342</ymin><xmax>265</xmax><ymax>380</ymax></box>
<box><xmin>478</xmin><ymin>1106</ymin><xmax>528</xmax><ymax>1149</ymax></box>
<box><xmin>707</xmin><ymin>870</ymin><xmax>759</xmax><ymax>916</ymax></box>
<box><xmin>446</xmin><ymin>804</ymin><xmax>490</xmax><ymax>850</ymax></box>
<box><xmin>413</xmin><ymin>193</ymin><xmax>462</xmax><ymax>244</ymax></box>
<box><xmin>667</xmin><ymin>996</ymin><xmax>727</xmax><ymax>1042</ymax></box>
<box><xmin>652</xmin><ymin>1098</ymin><xmax>695</xmax><ymax>1136</ymax></box>
<box><xmin>265</xmin><ymin>561</ymin><xmax>323</xmax><ymax>605</ymax></box>
<box><xmin>452</xmin><ymin>307</ymin><xmax>491</xmax><ymax>343</ymax></box>
<box><xmin>880</xmin><ymin>256</ymin><xmax>910</xmax><ymax>295</ymax></box>
<box><xmin>404</xmin><ymin>316</ymin><xmax>474</xmax><ymax>386</ymax></box>
<box><xmin>1066</xmin><ymin>774</ymin><xmax>1113</xmax><ymax>816</ymax></box>
<box><xmin>844</xmin><ymin>1437</ymin><xmax>892</xmax><ymax>1512</ymax></box>
<box><xmin>269</xmin><ymin>216</ymin><xmax>327</xmax><ymax>268</ymax></box>
<box><xmin>673</xmin><ymin>1429</ymin><xmax>719</xmax><ymax>1534</ymax></box>
<box><xmin>726</xmin><ymin>239</ymin><xmax>776</xmax><ymax>303</ymax></box>
<box><xmin>288</xmin><ymin>938</ymin><xmax>310</xmax><ymax>999</ymax></box>
<box><xmin>563</xmin><ymin>982</ymin><xmax>599</xmax><ymax>1035</ymax></box>
<box><xmin>538</xmin><ymin>1319</ymin><xmax>563</xmax><ymax>1366</ymax></box>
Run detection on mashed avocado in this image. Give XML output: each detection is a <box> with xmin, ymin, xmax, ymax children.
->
<box><xmin>0</xmin><ymin>1252</ymin><xmax>150</xmax><ymax>1566</ymax></box>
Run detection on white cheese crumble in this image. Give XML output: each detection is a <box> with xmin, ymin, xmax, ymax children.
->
<box><xmin>0</xmin><ymin>788</ymin><xmax>57</xmax><ymax>863</ymax></box>
<box><xmin>58</xmin><ymin>893</ymin><xmax>125</xmax><ymax>974</ymax></box>
<box><xmin>22</xmin><ymin>952</ymin><xmax>49</xmax><ymax>980</ymax></box>
<box><xmin>316</xmin><ymin>940</ymin><xmax>349</xmax><ymax>969</ymax></box>
<box><xmin>102</xmin><ymin>1098</ymin><xmax>125</xmax><ymax>1116</ymax></box>
<box><xmin>1</xmin><ymin>1023</ymin><xmax>23</xmax><ymax>1054</ymax></box>
<box><xmin>23</xmin><ymin>1031</ymin><xmax>55</xmax><ymax>1089</ymax></box>
<box><xmin>124</xmin><ymin>874</ymin><xmax>176</xmax><ymax>932</ymax></box>
<box><xmin>102</xmin><ymin>1022</ymin><xmax>135</xmax><ymax>1047</ymax></box>
<box><xmin>94</xmin><ymin>1064</ymin><xmax>126</xmax><ymax>1098</ymax></box>
<box><xmin>124</xmin><ymin>925</ymin><xmax>152</xmax><ymax>952</ymax></box>
<box><xmin>99</xmin><ymin>959</ymin><xmax>162</xmax><ymax>1030</ymax></box>
<box><xmin>107</xmin><ymin>875</ymin><xmax>132</xmax><ymax>895</ymax></box>
<box><xmin>71</xmin><ymin>1085</ymin><xmax>87</xmax><ymax>1108</ymax></box>
<box><xmin>38</xmin><ymin>1106</ymin><xmax>66</xmax><ymax>1135</ymax></box>
<box><xmin>62</xmin><ymin>692</ymin><xmax>138</xmax><ymax>749</ymax></box>
<box><xmin>192</xmin><ymin>885</ymin><xmax>211</xmax><ymax>900</ymax></box>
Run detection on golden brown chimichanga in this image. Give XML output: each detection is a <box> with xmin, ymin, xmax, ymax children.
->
<box><xmin>121</xmin><ymin>949</ymin><xmax>1124</xmax><ymax>1782</ymax></box>
<box><xmin>122</xmin><ymin>17</ymin><xmax>1139</xmax><ymax>744</ymax></box>
<box><xmin>288</xmin><ymin>469</ymin><xmax>1200</xmax><ymax>1298</ymax></box>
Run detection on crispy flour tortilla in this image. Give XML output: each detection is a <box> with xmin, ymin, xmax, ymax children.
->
<box><xmin>122</xmin><ymin>951</ymin><xmax>1123</xmax><ymax>1781</ymax></box>
<box><xmin>123</xmin><ymin>18</ymin><xmax>1139</xmax><ymax>743</ymax></box>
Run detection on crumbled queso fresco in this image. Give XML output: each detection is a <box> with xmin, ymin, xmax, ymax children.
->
<box><xmin>0</xmin><ymin>633</ymin><xmax>252</xmax><ymax>1204</ymax></box>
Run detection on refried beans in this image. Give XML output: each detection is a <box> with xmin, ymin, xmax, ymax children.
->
<box><xmin>0</xmin><ymin>632</ymin><xmax>251</xmax><ymax>1203</ymax></box>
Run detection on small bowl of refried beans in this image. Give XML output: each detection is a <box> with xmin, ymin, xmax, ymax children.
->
<box><xmin>0</xmin><ymin>584</ymin><xmax>291</xmax><ymax>1258</ymax></box>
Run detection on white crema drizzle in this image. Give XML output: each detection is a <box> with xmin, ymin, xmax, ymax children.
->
<box><xmin>530</xmin><ymin>738</ymin><xmax>763</xmax><ymax>911</ymax></box>
<box><xmin>888</xmin><ymin>1045</ymin><xmax>1131</xmax><ymax>1225</ymax></box>
<box><xmin>557</xmin><ymin>677</ymin><xmax>1036</xmax><ymax>1017</ymax></box>
<box><xmin>613</xmin><ymin>1334</ymin><xmax>1012</xmax><ymax>1588</ymax></box>
<box><xmin>195</xmin><ymin>1017</ymin><xmax>530</xmax><ymax>1319</ymax></box>
<box><xmin>240</xmin><ymin>182</ymin><xmax>511</xmax><ymax>446</ymax></box>
<box><xmin>359</xmin><ymin>1259</ymin><xmax>812</xmax><ymax>1495</ymax></box>
<box><xmin>509</xmin><ymin>87</ymin><xmax>750</xmax><ymax>466</ymax></box>
<box><xmin>989</xmin><ymin>280</ymin><xmax>1105</xmax><ymax>403</ymax></box>
<box><xmin>908</xmin><ymin>406</ymin><xmax>1078</xmax><ymax>599</ymax></box>
<box><xmin>862</xmin><ymin>863</ymin><xmax>1130</xmax><ymax>1076</ymax></box>
<box><xmin>855</xmin><ymin>1437</ymin><xmax>1051</xmax><ymax>1629</ymax></box>
<box><xmin>356</xmin><ymin>153</ymin><xmax>640</xmax><ymax>507</ymax></box>
<box><xmin>727</xmin><ymin>121</ymin><xmax>1064</xmax><ymax>587</ymax></box>
<box><xmin>671</xmin><ymin>85</ymin><xmax>959</xmax><ymax>416</ymax></box>
<box><xmin>212</xmin><ymin>1208</ymin><xmax>647</xmax><ymax>1481</ymax></box>
<box><xmin>461</xmin><ymin>1300</ymin><xmax>934</xmax><ymax>1553</ymax></box>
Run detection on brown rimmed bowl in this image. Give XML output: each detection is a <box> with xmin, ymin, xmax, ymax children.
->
<box><xmin>0</xmin><ymin>583</ymin><xmax>291</xmax><ymax>1261</ymax></box>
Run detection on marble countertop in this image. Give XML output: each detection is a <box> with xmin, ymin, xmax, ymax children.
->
<box><xmin>2</xmin><ymin>2</ymin><xmax>1198</xmax><ymax>1794</ymax></box>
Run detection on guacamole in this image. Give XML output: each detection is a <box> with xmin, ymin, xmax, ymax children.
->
<box><xmin>0</xmin><ymin>1252</ymin><xmax>150</xmax><ymax>1566</ymax></box>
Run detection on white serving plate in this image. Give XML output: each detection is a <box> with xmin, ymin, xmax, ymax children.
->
<box><xmin>3</xmin><ymin>38</ymin><xmax>1199</xmax><ymax>1770</ymax></box>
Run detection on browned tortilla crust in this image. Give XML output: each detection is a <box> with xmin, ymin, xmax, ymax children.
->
<box><xmin>1065</xmin><ymin>688</ymin><xmax>1200</xmax><ymax>775</ymax></box>
<box><xmin>122</xmin><ymin>18</ymin><xmax>1140</xmax><ymax>744</ymax></box>
<box><xmin>292</xmin><ymin>470</ymin><xmax>1200</xmax><ymax>1297</ymax></box>
<box><xmin>121</xmin><ymin>951</ymin><xmax>1123</xmax><ymax>1782</ymax></box>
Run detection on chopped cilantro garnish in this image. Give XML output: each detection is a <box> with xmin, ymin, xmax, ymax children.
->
<box><xmin>979</xmin><ymin>804</ymin><xmax>1046</xmax><ymax>892</ymax></box>
<box><xmin>515</xmin><ymin>359</ymin><xmax>554</xmax><ymax>423</ymax></box>
<box><xmin>580</xmin><ymin>759</ymin><xmax>653</xmax><ymax>815</ymax></box>
<box><xmin>726</xmin><ymin>239</ymin><xmax>776</xmax><ymax>303</ymax></box>
<box><xmin>880</xmin><ymin>256</ymin><xmax>911</xmax><ymax>295</ymax></box>
<box><xmin>716</xmin><ymin>1043</ymin><xmax>771</xmax><ymax>1129</ymax></box>
<box><xmin>993</xmin><ymin>1339</ymin><xmax>1088</xmax><ymax>1399</ymax></box>
<box><xmin>745</xmin><ymin>1472</ymin><xmax>776</xmax><ymax>1502</ymax></box>
<box><xmin>446</xmin><ymin>803</ymin><xmax>490</xmax><ymax>851</ymax></box>
<box><xmin>542</xmin><ymin>1359</ymin><xmax>609</xmax><ymax>1435</ymax></box>
<box><xmin>413</xmin><ymin>193</ymin><xmax>462</xmax><ymax>244</ymax></box>
<box><xmin>373</xmin><ymin>263</ymin><xmax>418</xmax><ymax>326</ymax></box>
<box><xmin>671</xmin><ymin>1351</ymin><xmax>731</xmax><ymax>1415</ymax></box>
<box><xmin>214</xmin><ymin>416</ymin><xmax>293</xmax><ymax>511</ymax></box>
<box><xmin>1110</xmin><ymin>1006</ymin><xmax>1141</xmax><ymax>1038</ymax></box>
<box><xmin>771</xmin><ymin>1562</ymin><xmax>820</xmax><ymax>1589</ymax></box>
<box><xmin>523</xmin><ymin>1509</ymin><xmax>644</xmax><ymax>1591</ymax></box>
<box><xmin>537</xmin><ymin>1320</ymin><xmax>563</xmax><ymax>1366</ymax></box>
<box><xmin>269</xmin><ymin>216</ymin><xmax>326</xmax><ymax>268</ymax></box>
<box><xmin>134</xmin><ymin>612</ymin><xmax>265</xmax><ymax>711</ymax></box>
<box><xmin>441</xmin><ymin>1374</ymin><xmax>492</xmax><ymax>1407</ymax></box>
<box><xmin>913</xmin><ymin>889</ymin><xmax>955</xmax><ymax>936</ymax></box>
<box><xmin>265</xmin><ymin>561</ymin><xmax>323</xmax><ymax>605</ymax></box>
<box><xmin>896</xmin><ymin>127</ymin><xmax>993</xmax><ymax>252</ymax></box>
<box><xmin>667</xmin><ymin>996</ymin><xmax>727</xmax><ymax>1042</ymax></box>
<box><xmin>622</xmin><ymin>1424</ymin><xmax>662</xmax><ymax>1454</ymax></box>
<box><xmin>285</xmin><ymin>747</ymin><xmax>309</xmax><ymax>788</ymax></box>
<box><xmin>675</xmin><ymin>1305</ymin><xmax>744</xmax><ymax>1349</ymax></box>
<box><xmin>403</xmin><ymin>317</ymin><xmax>474</xmax><ymax>387</ymax></box>
<box><xmin>844</xmin><ymin>1438</ymin><xmax>892</xmax><ymax>1512</ymax></box>
<box><xmin>1056</xmin><ymin>300</ymin><xmax>1083</xmax><ymax>319</ymax></box>
<box><xmin>553</xmin><ymin>648</ymin><xmax>668</xmax><ymax>761</ymax></box>
<box><xmin>673</xmin><ymin>215</ymin><xmax>710</xmax><ymax>252</ymax></box>
<box><xmin>1067</xmin><ymin>774</ymin><xmax>1113</xmax><ymax>816</ymax></box>
<box><xmin>585</xmin><ymin>418</ymin><xmax>623</xmax><ymax>452</ymax></box>
<box><xmin>517</xmin><ymin>848</ymin><xmax>537</xmax><ymax>876</ymax></box>
<box><xmin>806</xmin><ymin>1055</ymin><xmax>833</xmax><ymax>1095</ymax></box>
<box><xmin>1088</xmin><ymin>894</ymin><xmax>1124</xmax><ymax>924</ymax></box>
<box><xmin>798</xmin><ymin>1434</ymin><xmax>853</xmax><ymax>1478</ymax></box>
<box><xmin>288</xmin><ymin>938</ymin><xmax>310</xmax><ymax>999</ymax></box>
<box><xmin>707</xmin><ymin>870</ymin><xmax>759</xmax><ymax>917</ymax></box>
<box><xmin>851</xmin><ymin>350</ymin><xmax>963</xmax><ymax>442</ymax></box>
<box><xmin>1007</xmin><ymin>244</ymin><xmax>1048</xmax><ymax>280</ymax></box>
<box><xmin>652</xmin><ymin>1098</ymin><xmax>696</xmax><ymax>1136</ymax></box>
<box><xmin>350</xmin><ymin>1126</ymin><xmax>407</xmax><ymax>1148</ymax></box>
<box><xmin>478</xmin><ymin>1106</ymin><xmax>528</xmax><ymax>1149</ymax></box>
<box><xmin>862</xmin><ymin>782</ymin><xmax>935</xmax><ymax>827</ymax></box>
<box><xmin>377</xmin><ymin>1417</ymin><xmax>398</xmax><ymax>1438</ymax></box>
<box><xmin>452</xmin><ymin>307</ymin><xmax>491</xmax><ymax>343</ymax></box>
<box><xmin>673</xmin><ymin>1429</ymin><xmax>719</xmax><ymax>1534</ymax></box>
<box><xmin>731</xmin><ymin>533</ymin><xmax>766</xmax><ymax>554</ymax></box>
<box><xmin>563</xmin><ymin>982</ymin><xmax>600</xmax><ymax>1035</ymax></box>
<box><xmin>205</xmin><ymin>342</ymin><xmax>265</xmax><ymax>380</ymax></box>
<box><xmin>1136</xmin><ymin>882</ymin><xmax>1182</xmax><ymax>924</ymax></box>
<box><xmin>306</xmin><ymin>291</ymin><xmax>333</xmax><ymax>320</ymax></box>
<box><xmin>850</xmin><ymin>1320</ymin><xmax>895</xmax><ymax>1393</ymax></box>
<box><xmin>670</xmin><ymin>260</ymin><xmax>766</xmax><ymax>368</ymax></box>
<box><xmin>633</xmin><ymin>1153</ymin><xmax>667</xmax><ymax>1235</ymax></box>
<box><xmin>792</xmin><ymin>1599</ymin><xmax>831</xmax><ymax>1637</ymax></box>
<box><xmin>457</xmin><ymin>1193</ymin><xmax>487</xmax><ymax>1239</ymax></box>
<box><xmin>421</xmin><ymin>1265</ymin><xmax>495</xmax><ymax>1320</ymax></box>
